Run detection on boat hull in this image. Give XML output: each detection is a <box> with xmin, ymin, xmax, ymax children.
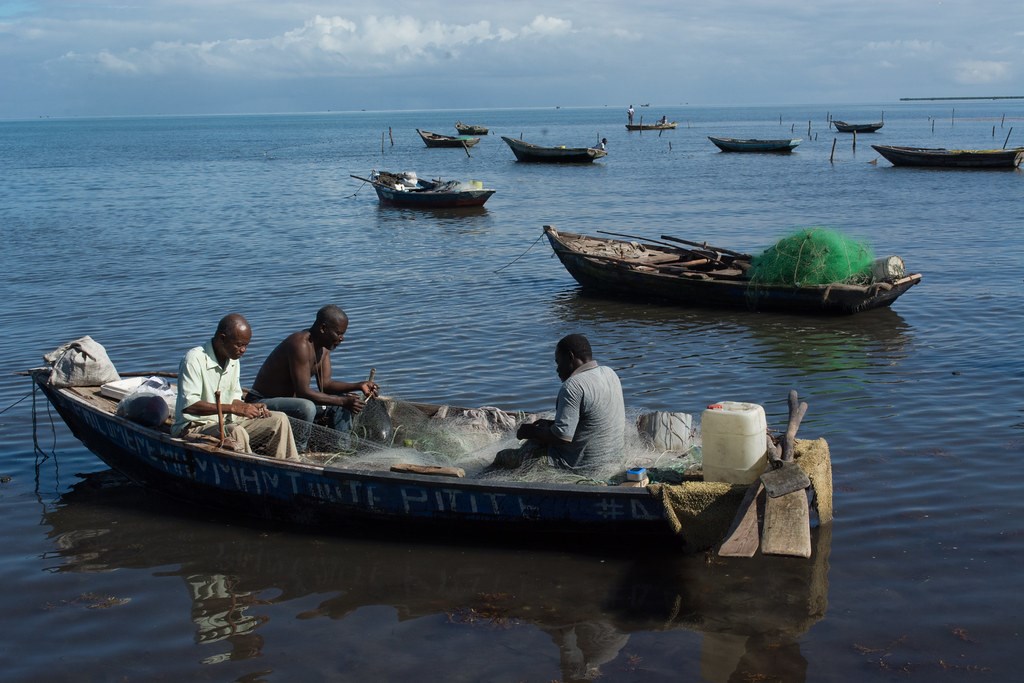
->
<box><xmin>544</xmin><ymin>226</ymin><xmax>921</xmax><ymax>315</ymax></box>
<box><xmin>501</xmin><ymin>136</ymin><xmax>607</xmax><ymax>163</ymax></box>
<box><xmin>872</xmin><ymin>144</ymin><xmax>1024</xmax><ymax>169</ymax></box>
<box><xmin>372</xmin><ymin>184</ymin><xmax>495</xmax><ymax>208</ymax></box>
<box><xmin>34</xmin><ymin>375</ymin><xmax>681</xmax><ymax>545</ymax></box>
<box><xmin>832</xmin><ymin>121</ymin><xmax>883</xmax><ymax>133</ymax></box>
<box><xmin>708</xmin><ymin>136</ymin><xmax>801</xmax><ymax>153</ymax></box>
<box><xmin>417</xmin><ymin>129</ymin><xmax>480</xmax><ymax>148</ymax></box>
<box><xmin>625</xmin><ymin>123</ymin><xmax>678</xmax><ymax>131</ymax></box>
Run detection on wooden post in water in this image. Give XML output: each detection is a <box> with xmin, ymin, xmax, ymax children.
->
<box><xmin>380</xmin><ymin>132</ymin><xmax>385</xmax><ymax>155</ymax></box>
<box><xmin>931</xmin><ymin>119</ymin><xmax>935</xmax><ymax>133</ymax></box>
<box><xmin>389</xmin><ymin>127</ymin><xmax>394</xmax><ymax>146</ymax></box>
<box><xmin>951</xmin><ymin>108</ymin><xmax>955</xmax><ymax>126</ymax></box>
<box><xmin>1003</xmin><ymin>127</ymin><xmax>1013</xmax><ymax>149</ymax></box>
<box><xmin>852</xmin><ymin>130</ymin><xmax>857</xmax><ymax>152</ymax></box>
<box><xmin>807</xmin><ymin>120</ymin><xmax>811</xmax><ymax>137</ymax></box>
<box><xmin>830</xmin><ymin>138</ymin><xmax>837</xmax><ymax>163</ymax></box>
<box><xmin>1001</xmin><ymin>113</ymin><xmax>1006</xmax><ymax>128</ymax></box>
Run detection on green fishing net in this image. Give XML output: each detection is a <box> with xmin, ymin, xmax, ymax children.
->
<box><xmin>748</xmin><ymin>227</ymin><xmax>875</xmax><ymax>286</ymax></box>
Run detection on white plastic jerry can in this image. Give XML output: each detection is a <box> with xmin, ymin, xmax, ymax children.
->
<box><xmin>701</xmin><ymin>401</ymin><xmax>768</xmax><ymax>484</ymax></box>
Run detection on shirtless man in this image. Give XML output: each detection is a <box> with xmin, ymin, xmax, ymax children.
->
<box><xmin>247</xmin><ymin>305</ymin><xmax>378</xmax><ymax>450</ymax></box>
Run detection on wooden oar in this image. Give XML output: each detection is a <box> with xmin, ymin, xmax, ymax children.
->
<box><xmin>595</xmin><ymin>230</ymin><xmax>699</xmax><ymax>255</ymax></box>
<box><xmin>761</xmin><ymin>390</ymin><xmax>812</xmax><ymax>558</ymax></box>
<box><xmin>660</xmin><ymin>234</ymin><xmax>751</xmax><ymax>259</ymax></box>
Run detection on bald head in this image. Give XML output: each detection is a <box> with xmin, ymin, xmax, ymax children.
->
<box><xmin>315</xmin><ymin>304</ymin><xmax>348</xmax><ymax>328</ymax></box>
<box><xmin>212</xmin><ymin>313</ymin><xmax>252</xmax><ymax>364</ymax></box>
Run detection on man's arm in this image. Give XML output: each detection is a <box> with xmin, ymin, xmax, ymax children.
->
<box><xmin>317</xmin><ymin>352</ymin><xmax>378</xmax><ymax>399</ymax></box>
<box><xmin>517</xmin><ymin>418</ymin><xmax>572</xmax><ymax>446</ymax></box>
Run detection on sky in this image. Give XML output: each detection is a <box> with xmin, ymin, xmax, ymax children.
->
<box><xmin>1</xmin><ymin>0</ymin><xmax>1022</xmax><ymax>119</ymax></box>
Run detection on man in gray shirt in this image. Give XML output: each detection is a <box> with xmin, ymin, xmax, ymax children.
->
<box><xmin>496</xmin><ymin>333</ymin><xmax>625</xmax><ymax>470</ymax></box>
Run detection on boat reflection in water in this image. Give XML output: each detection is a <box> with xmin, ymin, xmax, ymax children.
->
<box><xmin>43</xmin><ymin>472</ymin><xmax>831</xmax><ymax>682</ymax></box>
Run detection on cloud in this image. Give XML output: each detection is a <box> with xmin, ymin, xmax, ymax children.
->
<box><xmin>53</xmin><ymin>14</ymin><xmax>573</xmax><ymax>79</ymax></box>
<box><xmin>952</xmin><ymin>59</ymin><xmax>1011</xmax><ymax>85</ymax></box>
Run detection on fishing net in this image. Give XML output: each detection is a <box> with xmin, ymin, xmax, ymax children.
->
<box><xmin>285</xmin><ymin>399</ymin><xmax>703</xmax><ymax>486</ymax></box>
<box><xmin>747</xmin><ymin>227</ymin><xmax>875</xmax><ymax>286</ymax></box>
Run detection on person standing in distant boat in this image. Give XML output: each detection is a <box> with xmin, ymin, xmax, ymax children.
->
<box><xmin>597</xmin><ymin>138</ymin><xmax>608</xmax><ymax>151</ymax></box>
<box><xmin>627</xmin><ymin>104</ymin><xmax>635</xmax><ymax>125</ymax></box>
<box><xmin>247</xmin><ymin>305</ymin><xmax>379</xmax><ymax>450</ymax></box>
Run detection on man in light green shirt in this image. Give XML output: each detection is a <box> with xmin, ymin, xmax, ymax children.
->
<box><xmin>173</xmin><ymin>313</ymin><xmax>299</xmax><ymax>461</ymax></box>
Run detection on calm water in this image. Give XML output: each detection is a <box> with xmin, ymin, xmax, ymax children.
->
<box><xmin>1</xmin><ymin>103</ymin><xmax>1022</xmax><ymax>682</ymax></box>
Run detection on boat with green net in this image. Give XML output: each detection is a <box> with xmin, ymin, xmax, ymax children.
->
<box><xmin>543</xmin><ymin>225</ymin><xmax>922</xmax><ymax>315</ymax></box>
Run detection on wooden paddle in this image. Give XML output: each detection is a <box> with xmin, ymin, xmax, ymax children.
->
<box><xmin>761</xmin><ymin>390</ymin><xmax>812</xmax><ymax>558</ymax></box>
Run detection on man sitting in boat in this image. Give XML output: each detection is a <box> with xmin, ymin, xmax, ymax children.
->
<box><xmin>490</xmin><ymin>334</ymin><xmax>625</xmax><ymax>470</ymax></box>
<box><xmin>245</xmin><ymin>305</ymin><xmax>379</xmax><ymax>451</ymax></box>
<box><xmin>172</xmin><ymin>313</ymin><xmax>300</xmax><ymax>460</ymax></box>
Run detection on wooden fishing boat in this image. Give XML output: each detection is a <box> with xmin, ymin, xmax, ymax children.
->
<box><xmin>353</xmin><ymin>171</ymin><xmax>495</xmax><ymax>208</ymax></box>
<box><xmin>29</xmin><ymin>366</ymin><xmax>830</xmax><ymax>554</ymax></box>
<box><xmin>543</xmin><ymin>225</ymin><xmax>922</xmax><ymax>315</ymax></box>
<box><xmin>872</xmin><ymin>144</ymin><xmax>1024</xmax><ymax>169</ymax></box>
<box><xmin>454</xmin><ymin>121</ymin><xmax>488</xmax><ymax>135</ymax></box>
<box><xmin>625</xmin><ymin>121</ymin><xmax>678</xmax><ymax>131</ymax></box>
<box><xmin>501</xmin><ymin>136</ymin><xmax>607</xmax><ymax>163</ymax></box>
<box><xmin>832</xmin><ymin>120</ymin><xmax>883</xmax><ymax>133</ymax></box>
<box><xmin>416</xmin><ymin>129</ymin><xmax>480</xmax><ymax>148</ymax></box>
<box><xmin>708</xmin><ymin>136</ymin><xmax>801</xmax><ymax>153</ymax></box>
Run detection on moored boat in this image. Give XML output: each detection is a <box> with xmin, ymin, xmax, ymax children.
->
<box><xmin>417</xmin><ymin>129</ymin><xmax>480</xmax><ymax>148</ymax></box>
<box><xmin>872</xmin><ymin>144</ymin><xmax>1024</xmax><ymax>169</ymax></box>
<box><xmin>29</xmin><ymin>362</ymin><xmax>831</xmax><ymax>555</ymax></box>
<box><xmin>625</xmin><ymin>121</ymin><xmax>678</xmax><ymax>131</ymax></box>
<box><xmin>832</xmin><ymin>120</ymin><xmax>884</xmax><ymax>133</ymax></box>
<box><xmin>454</xmin><ymin>121</ymin><xmax>488</xmax><ymax>135</ymax></box>
<box><xmin>543</xmin><ymin>225</ymin><xmax>922</xmax><ymax>315</ymax></box>
<box><xmin>353</xmin><ymin>170</ymin><xmax>495</xmax><ymax>208</ymax></box>
<box><xmin>500</xmin><ymin>136</ymin><xmax>607</xmax><ymax>163</ymax></box>
<box><xmin>708</xmin><ymin>136</ymin><xmax>801</xmax><ymax>153</ymax></box>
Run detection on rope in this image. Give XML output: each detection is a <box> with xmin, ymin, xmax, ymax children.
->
<box><xmin>0</xmin><ymin>392</ymin><xmax>30</xmax><ymax>414</ymax></box>
<box><xmin>494</xmin><ymin>232</ymin><xmax>545</xmax><ymax>274</ymax></box>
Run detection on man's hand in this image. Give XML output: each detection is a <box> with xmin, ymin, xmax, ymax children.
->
<box><xmin>233</xmin><ymin>400</ymin><xmax>270</xmax><ymax>419</ymax></box>
<box><xmin>343</xmin><ymin>394</ymin><xmax>366</xmax><ymax>414</ymax></box>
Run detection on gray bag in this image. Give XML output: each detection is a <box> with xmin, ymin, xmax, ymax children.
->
<box><xmin>44</xmin><ymin>336</ymin><xmax>120</xmax><ymax>388</ymax></box>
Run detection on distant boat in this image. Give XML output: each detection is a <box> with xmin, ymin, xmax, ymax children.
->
<box><xmin>872</xmin><ymin>144</ymin><xmax>1024</xmax><ymax>169</ymax></box>
<box><xmin>500</xmin><ymin>136</ymin><xmax>607</xmax><ymax>163</ymax></box>
<box><xmin>353</xmin><ymin>171</ymin><xmax>495</xmax><ymax>208</ymax></box>
<box><xmin>626</xmin><ymin>121</ymin><xmax>678</xmax><ymax>131</ymax></box>
<box><xmin>454</xmin><ymin>121</ymin><xmax>488</xmax><ymax>135</ymax></box>
<box><xmin>832</xmin><ymin>120</ymin><xmax>884</xmax><ymax>133</ymax></box>
<box><xmin>417</xmin><ymin>129</ymin><xmax>480</xmax><ymax>148</ymax></box>
<box><xmin>708</xmin><ymin>136</ymin><xmax>801</xmax><ymax>153</ymax></box>
<box><xmin>543</xmin><ymin>225</ymin><xmax>922</xmax><ymax>315</ymax></box>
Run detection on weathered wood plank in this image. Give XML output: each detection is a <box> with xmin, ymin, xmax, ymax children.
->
<box><xmin>389</xmin><ymin>463</ymin><xmax>465</xmax><ymax>478</ymax></box>
<box><xmin>718</xmin><ymin>481</ymin><xmax>764</xmax><ymax>557</ymax></box>
<box><xmin>761</xmin><ymin>489</ymin><xmax>811</xmax><ymax>558</ymax></box>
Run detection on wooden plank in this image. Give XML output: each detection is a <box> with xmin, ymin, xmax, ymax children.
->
<box><xmin>718</xmin><ymin>481</ymin><xmax>764</xmax><ymax>557</ymax></box>
<box><xmin>389</xmin><ymin>463</ymin><xmax>465</xmax><ymax>478</ymax></box>
<box><xmin>761</xmin><ymin>489</ymin><xmax>811</xmax><ymax>558</ymax></box>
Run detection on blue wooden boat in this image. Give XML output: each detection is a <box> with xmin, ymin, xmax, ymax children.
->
<box><xmin>501</xmin><ymin>136</ymin><xmax>607</xmax><ymax>163</ymax></box>
<box><xmin>32</xmin><ymin>369</ymin><xmax>808</xmax><ymax>552</ymax></box>
<box><xmin>543</xmin><ymin>225</ymin><xmax>922</xmax><ymax>315</ymax></box>
<box><xmin>708</xmin><ymin>136</ymin><xmax>801</xmax><ymax>153</ymax></box>
<box><xmin>354</xmin><ymin>171</ymin><xmax>495</xmax><ymax>208</ymax></box>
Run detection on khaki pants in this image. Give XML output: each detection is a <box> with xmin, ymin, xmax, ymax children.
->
<box><xmin>194</xmin><ymin>411</ymin><xmax>300</xmax><ymax>461</ymax></box>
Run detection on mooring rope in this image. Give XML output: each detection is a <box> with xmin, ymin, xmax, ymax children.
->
<box><xmin>493</xmin><ymin>232</ymin><xmax>545</xmax><ymax>274</ymax></box>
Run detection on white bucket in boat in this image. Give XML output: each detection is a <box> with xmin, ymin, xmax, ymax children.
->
<box><xmin>870</xmin><ymin>255</ymin><xmax>906</xmax><ymax>282</ymax></box>
<box><xmin>701</xmin><ymin>401</ymin><xmax>768</xmax><ymax>484</ymax></box>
